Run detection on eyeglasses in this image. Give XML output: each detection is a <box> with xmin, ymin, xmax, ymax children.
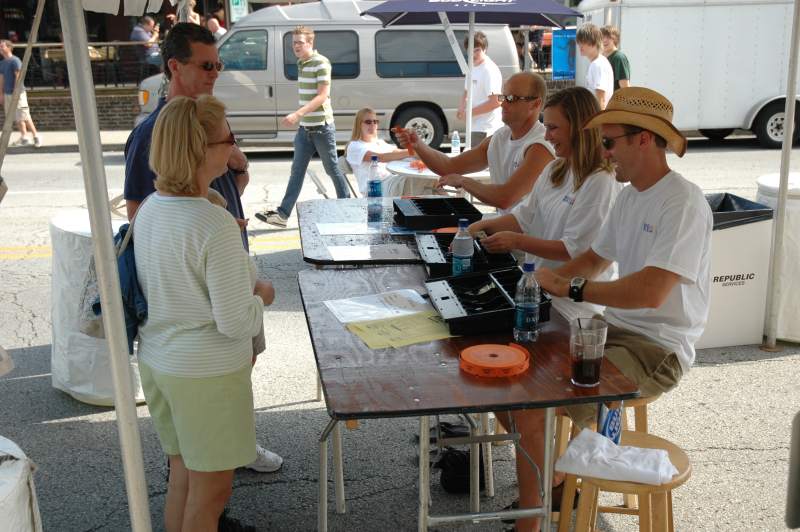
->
<box><xmin>185</xmin><ymin>60</ymin><xmax>225</xmax><ymax>72</ymax></box>
<box><xmin>363</xmin><ymin>119</ymin><xmax>379</xmax><ymax>125</ymax></box>
<box><xmin>208</xmin><ymin>131</ymin><xmax>237</xmax><ymax>146</ymax></box>
<box><xmin>498</xmin><ymin>94</ymin><xmax>539</xmax><ymax>104</ymax></box>
<box><xmin>601</xmin><ymin>130</ymin><xmax>642</xmax><ymax>150</ymax></box>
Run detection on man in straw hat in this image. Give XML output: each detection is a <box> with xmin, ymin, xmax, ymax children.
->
<box><xmin>508</xmin><ymin>87</ymin><xmax>713</xmax><ymax>531</ymax></box>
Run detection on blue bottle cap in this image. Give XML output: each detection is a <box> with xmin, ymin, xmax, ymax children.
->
<box><xmin>371</xmin><ymin>155</ymin><xmax>378</xmax><ymax>162</ymax></box>
<box><xmin>522</xmin><ymin>262</ymin><xmax>535</xmax><ymax>272</ymax></box>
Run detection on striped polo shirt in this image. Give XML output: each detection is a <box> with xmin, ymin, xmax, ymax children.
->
<box><xmin>298</xmin><ymin>51</ymin><xmax>333</xmax><ymax>127</ymax></box>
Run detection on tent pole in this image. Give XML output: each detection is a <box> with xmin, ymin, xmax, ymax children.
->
<box><xmin>57</xmin><ymin>2</ymin><xmax>153</xmax><ymax>530</ymax></box>
<box><xmin>764</xmin><ymin>0</ymin><xmax>800</xmax><ymax>349</ymax></box>
<box><xmin>465</xmin><ymin>12</ymin><xmax>475</xmax><ymax>151</ymax></box>
<box><xmin>523</xmin><ymin>26</ymin><xmax>531</xmax><ymax>71</ymax></box>
<box><xmin>0</xmin><ymin>0</ymin><xmax>45</xmax><ymax>175</ymax></box>
<box><xmin>439</xmin><ymin>12</ymin><xmax>468</xmax><ymax>76</ymax></box>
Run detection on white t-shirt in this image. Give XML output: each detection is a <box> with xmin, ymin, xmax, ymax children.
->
<box><xmin>464</xmin><ymin>56</ymin><xmax>503</xmax><ymax>134</ymax></box>
<box><xmin>346</xmin><ymin>138</ymin><xmax>399</xmax><ymax>195</ymax></box>
<box><xmin>486</xmin><ymin>121</ymin><xmax>555</xmax><ymax>214</ymax></box>
<box><xmin>585</xmin><ymin>55</ymin><xmax>614</xmax><ymax>107</ymax></box>
<box><xmin>592</xmin><ymin>171</ymin><xmax>713</xmax><ymax>372</ymax></box>
<box><xmin>511</xmin><ymin>161</ymin><xmax>621</xmax><ymax>319</ymax></box>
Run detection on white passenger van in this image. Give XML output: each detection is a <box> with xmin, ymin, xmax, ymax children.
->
<box><xmin>136</xmin><ymin>0</ymin><xmax>519</xmax><ymax>148</ymax></box>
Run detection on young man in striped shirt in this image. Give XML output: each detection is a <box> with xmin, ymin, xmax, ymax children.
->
<box><xmin>256</xmin><ymin>25</ymin><xmax>350</xmax><ymax>227</ymax></box>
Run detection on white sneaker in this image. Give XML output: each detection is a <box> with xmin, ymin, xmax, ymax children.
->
<box><xmin>19</xmin><ymin>137</ymin><xmax>31</xmax><ymax>146</ymax></box>
<box><xmin>10</xmin><ymin>138</ymin><xmax>26</xmax><ymax>147</ymax></box>
<box><xmin>33</xmin><ymin>136</ymin><xmax>42</xmax><ymax>148</ymax></box>
<box><xmin>244</xmin><ymin>444</ymin><xmax>283</xmax><ymax>473</ymax></box>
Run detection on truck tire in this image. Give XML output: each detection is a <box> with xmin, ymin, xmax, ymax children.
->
<box><xmin>754</xmin><ymin>101</ymin><xmax>800</xmax><ymax>149</ymax></box>
<box><xmin>393</xmin><ymin>107</ymin><xmax>445</xmax><ymax>149</ymax></box>
<box><xmin>699</xmin><ymin>128</ymin><xmax>734</xmax><ymax>141</ymax></box>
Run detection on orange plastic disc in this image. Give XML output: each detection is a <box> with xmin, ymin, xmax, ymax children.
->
<box><xmin>459</xmin><ymin>343</ymin><xmax>530</xmax><ymax>378</ymax></box>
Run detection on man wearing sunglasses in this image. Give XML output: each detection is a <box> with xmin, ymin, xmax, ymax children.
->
<box><xmin>396</xmin><ymin>72</ymin><xmax>554</xmax><ymax>213</ymax></box>
<box><xmin>123</xmin><ymin>23</ymin><xmax>285</xmax><ymax>476</ymax></box>
<box><xmin>536</xmin><ymin>85</ymin><xmax>712</xmax><ymax>440</ymax></box>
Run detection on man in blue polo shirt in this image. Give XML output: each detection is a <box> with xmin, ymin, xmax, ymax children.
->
<box><xmin>124</xmin><ymin>22</ymin><xmax>283</xmax><ymax>474</ymax></box>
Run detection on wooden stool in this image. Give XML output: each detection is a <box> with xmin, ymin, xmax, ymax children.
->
<box><xmin>556</xmin><ymin>395</ymin><xmax>661</xmax><ymax>531</ymax></box>
<box><xmin>573</xmin><ymin>430</ymin><xmax>692</xmax><ymax>532</ymax></box>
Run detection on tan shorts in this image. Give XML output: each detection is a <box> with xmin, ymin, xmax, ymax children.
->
<box><xmin>3</xmin><ymin>91</ymin><xmax>31</xmax><ymax>122</ymax></box>
<box><xmin>566</xmin><ymin>322</ymin><xmax>684</xmax><ymax>428</ymax></box>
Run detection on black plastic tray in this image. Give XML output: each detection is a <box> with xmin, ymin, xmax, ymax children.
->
<box><xmin>425</xmin><ymin>267</ymin><xmax>551</xmax><ymax>336</ymax></box>
<box><xmin>415</xmin><ymin>232</ymin><xmax>518</xmax><ymax>279</ymax></box>
<box><xmin>393</xmin><ymin>197</ymin><xmax>483</xmax><ymax>230</ymax></box>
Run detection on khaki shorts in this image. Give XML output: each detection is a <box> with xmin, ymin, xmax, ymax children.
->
<box><xmin>566</xmin><ymin>322</ymin><xmax>683</xmax><ymax>428</ymax></box>
<box><xmin>3</xmin><ymin>91</ymin><xmax>31</xmax><ymax>122</ymax></box>
<box><xmin>140</xmin><ymin>361</ymin><xmax>257</xmax><ymax>472</ymax></box>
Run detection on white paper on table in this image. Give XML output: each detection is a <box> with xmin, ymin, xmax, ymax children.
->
<box><xmin>316</xmin><ymin>222</ymin><xmax>383</xmax><ymax>235</ymax></box>
<box><xmin>327</xmin><ymin>244</ymin><xmax>418</xmax><ymax>261</ymax></box>
<box><xmin>324</xmin><ymin>289</ymin><xmax>432</xmax><ymax>323</ymax></box>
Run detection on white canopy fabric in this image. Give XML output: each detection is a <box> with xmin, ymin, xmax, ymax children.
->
<box><xmin>81</xmin><ymin>0</ymin><xmax>164</xmax><ymax>16</ymax></box>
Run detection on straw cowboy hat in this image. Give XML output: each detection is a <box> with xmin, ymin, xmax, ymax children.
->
<box><xmin>583</xmin><ymin>87</ymin><xmax>687</xmax><ymax>157</ymax></box>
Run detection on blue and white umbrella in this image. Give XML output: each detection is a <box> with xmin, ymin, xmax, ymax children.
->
<box><xmin>363</xmin><ymin>0</ymin><xmax>581</xmax><ymax>148</ymax></box>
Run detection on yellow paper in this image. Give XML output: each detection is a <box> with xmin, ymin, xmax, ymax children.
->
<box><xmin>346</xmin><ymin>310</ymin><xmax>452</xmax><ymax>349</ymax></box>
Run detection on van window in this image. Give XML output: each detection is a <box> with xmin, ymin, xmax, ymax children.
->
<box><xmin>283</xmin><ymin>31</ymin><xmax>359</xmax><ymax>80</ymax></box>
<box><xmin>375</xmin><ymin>30</ymin><xmax>467</xmax><ymax>78</ymax></box>
<box><xmin>219</xmin><ymin>30</ymin><xmax>268</xmax><ymax>71</ymax></box>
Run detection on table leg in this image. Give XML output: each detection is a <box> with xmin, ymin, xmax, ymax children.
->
<box><xmin>542</xmin><ymin>407</ymin><xmax>556</xmax><ymax>532</ymax></box>
<box><xmin>316</xmin><ymin>373</ymin><xmax>323</xmax><ymax>402</ymax></box>
<box><xmin>468</xmin><ymin>416</ymin><xmax>480</xmax><ymax>512</ymax></box>
<box><xmin>481</xmin><ymin>412</ymin><xmax>495</xmax><ymax>497</ymax></box>
<box><xmin>418</xmin><ymin>415</ymin><xmax>430</xmax><ymax>532</ymax></box>
<box><xmin>332</xmin><ymin>421</ymin><xmax>346</xmax><ymax>514</ymax></box>
<box><xmin>319</xmin><ymin>435</ymin><xmax>328</xmax><ymax>532</ymax></box>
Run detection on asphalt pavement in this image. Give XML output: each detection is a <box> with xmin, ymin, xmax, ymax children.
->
<box><xmin>0</xmin><ymin>135</ymin><xmax>798</xmax><ymax>531</ymax></box>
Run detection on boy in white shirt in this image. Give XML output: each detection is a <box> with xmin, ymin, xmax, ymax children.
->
<box><xmin>457</xmin><ymin>31</ymin><xmax>503</xmax><ymax>147</ymax></box>
<box><xmin>576</xmin><ymin>23</ymin><xmax>614</xmax><ymax>110</ymax></box>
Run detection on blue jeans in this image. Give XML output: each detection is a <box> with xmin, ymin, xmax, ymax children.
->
<box><xmin>278</xmin><ymin>124</ymin><xmax>350</xmax><ymax>218</ymax></box>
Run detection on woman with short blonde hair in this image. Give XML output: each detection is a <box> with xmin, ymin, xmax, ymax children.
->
<box><xmin>135</xmin><ymin>95</ymin><xmax>275</xmax><ymax>532</ymax></box>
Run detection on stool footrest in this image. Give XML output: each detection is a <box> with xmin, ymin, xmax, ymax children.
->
<box><xmin>597</xmin><ymin>505</ymin><xmax>640</xmax><ymax>515</ymax></box>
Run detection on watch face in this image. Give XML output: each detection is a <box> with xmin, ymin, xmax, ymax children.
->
<box><xmin>571</xmin><ymin>277</ymin><xmax>585</xmax><ymax>288</ymax></box>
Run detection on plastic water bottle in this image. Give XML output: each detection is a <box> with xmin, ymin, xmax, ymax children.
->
<box><xmin>513</xmin><ymin>261</ymin><xmax>540</xmax><ymax>343</ymax></box>
<box><xmin>450</xmin><ymin>130</ymin><xmax>461</xmax><ymax>155</ymax></box>
<box><xmin>367</xmin><ymin>155</ymin><xmax>382</xmax><ymax>223</ymax></box>
<box><xmin>451</xmin><ymin>218</ymin><xmax>474</xmax><ymax>276</ymax></box>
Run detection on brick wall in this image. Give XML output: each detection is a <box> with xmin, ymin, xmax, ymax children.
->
<box><xmin>0</xmin><ymin>88</ymin><xmax>139</xmax><ymax>131</ymax></box>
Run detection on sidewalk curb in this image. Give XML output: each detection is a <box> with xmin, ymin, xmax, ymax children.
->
<box><xmin>5</xmin><ymin>143</ymin><xmax>127</xmax><ymax>154</ymax></box>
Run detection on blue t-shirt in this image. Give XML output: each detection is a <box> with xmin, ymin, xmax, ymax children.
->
<box><xmin>124</xmin><ymin>98</ymin><xmax>249</xmax><ymax>250</ymax></box>
<box><xmin>0</xmin><ymin>55</ymin><xmax>22</xmax><ymax>95</ymax></box>
<box><xmin>130</xmin><ymin>24</ymin><xmax>161</xmax><ymax>57</ymax></box>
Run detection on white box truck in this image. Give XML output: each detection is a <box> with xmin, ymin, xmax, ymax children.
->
<box><xmin>577</xmin><ymin>0</ymin><xmax>798</xmax><ymax>148</ymax></box>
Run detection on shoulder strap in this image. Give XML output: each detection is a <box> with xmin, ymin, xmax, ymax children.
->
<box><xmin>117</xmin><ymin>193</ymin><xmax>151</xmax><ymax>257</ymax></box>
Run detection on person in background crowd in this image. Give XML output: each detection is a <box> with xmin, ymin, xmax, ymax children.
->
<box><xmin>0</xmin><ymin>39</ymin><xmax>41</xmax><ymax>148</ymax></box>
<box><xmin>345</xmin><ymin>107</ymin><xmax>409</xmax><ymax>197</ymax></box>
<box><xmin>255</xmin><ymin>25</ymin><xmax>351</xmax><ymax>228</ymax></box>
<box><xmin>458</xmin><ymin>31</ymin><xmax>503</xmax><ymax>147</ymax></box>
<box><xmin>576</xmin><ymin>23</ymin><xmax>613</xmax><ymax>110</ymax></box>
<box><xmin>601</xmin><ymin>25</ymin><xmax>631</xmax><ymax>92</ymax></box>
<box><xmin>515</xmin><ymin>87</ymin><xmax>712</xmax><ymax>532</ymax></box>
<box><xmin>135</xmin><ymin>94</ymin><xmax>274</xmax><ymax>532</ymax></box>
<box><xmin>396</xmin><ymin>72</ymin><xmax>554</xmax><ymax>213</ymax></box>
<box><xmin>207</xmin><ymin>16</ymin><xmax>227</xmax><ymax>41</ymax></box>
<box><xmin>124</xmin><ymin>22</ymin><xmax>284</xmax><ymax>475</ymax></box>
<box><xmin>130</xmin><ymin>15</ymin><xmax>162</xmax><ymax>68</ymax></box>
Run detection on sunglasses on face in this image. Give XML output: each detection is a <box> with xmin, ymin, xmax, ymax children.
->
<box><xmin>363</xmin><ymin>119</ymin><xmax>379</xmax><ymax>125</ymax></box>
<box><xmin>497</xmin><ymin>94</ymin><xmax>538</xmax><ymax>104</ymax></box>
<box><xmin>186</xmin><ymin>60</ymin><xmax>225</xmax><ymax>72</ymax></box>
<box><xmin>208</xmin><ymin>131</ymin><xmax>237</xmax><ymax>146</ymax></box>
<box><xmin>601</xmin><ymin>131</ymin><xmax>641</xmax><ymax>150</ymax></box>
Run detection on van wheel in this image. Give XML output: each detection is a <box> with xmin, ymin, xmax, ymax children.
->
<box><xmin>754</xmin><ymin>101</ymin><xmax>800</xmax><ymax>149</ymax></box>
<box><xmin>394</xmin><ymin>107</ymin><xmax>444</xmax><ymax>149</ymax></box>
<box><xmin>699</xmin><ymin>128</ymin><xmax>734</xmax><ymax>141</ymax></box>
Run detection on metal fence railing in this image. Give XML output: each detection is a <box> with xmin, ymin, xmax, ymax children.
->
<box><xmin>14</xmin><ymin>41</ymin><xmax>164</xmax><ymax>90</ymax></box>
